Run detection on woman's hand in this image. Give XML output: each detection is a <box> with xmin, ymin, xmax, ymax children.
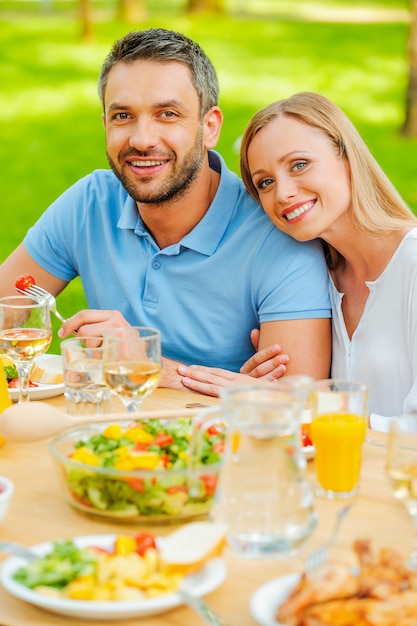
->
<box><xmin>178</xmin><ymin>364</ymin><xmax>255</xmax><ymax>397</ymax></box>
<box><xmin>240</xmin><ymin>329</ymin><xmax>289</xmax><ymax>378</ymax></box>
<box><xmin>178</xmin><ymin>331</ymin><xmax>289</xmax><ymax>397</ymax></box>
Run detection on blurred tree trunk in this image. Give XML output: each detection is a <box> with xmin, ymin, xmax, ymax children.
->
<box><xmin>403</xmin><ymin>0</ymin><xmax>417</xmax><ymax>136</ymax></box>
<box><xmin>187</xmin><ymin>0</ymin><xmax>225</xmax><ymax>13</ymax></box>
<box><xmin>79</xmin><ymin>0</ymin><xmax>94</xmax><ymax>42</ymax></box>
<box><xmin>117</xmin><ymin>0</ymin><xmax>147</xmax><ymax>22</ymax></box>
<box><xmin>79</xmin><ymin>0</ymin><xmax>147</xmax><ymax>42</ymax></box>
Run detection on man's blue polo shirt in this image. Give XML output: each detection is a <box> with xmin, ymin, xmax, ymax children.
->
<box><xmin>24</xmin><ymin>151</ymin><xmax>330</xmax><ymax>371</ymax></box>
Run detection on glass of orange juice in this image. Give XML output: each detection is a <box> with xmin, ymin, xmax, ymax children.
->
<box><xmin>310</xmin><ymin>379</ymin><xmax>368</xmax><ymax>499</ymax></box>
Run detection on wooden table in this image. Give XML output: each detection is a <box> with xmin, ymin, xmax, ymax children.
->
<box><xmin>0</xmin><ymin>389</ymin><xmax>413</xmax><ymax>626</ymax></box>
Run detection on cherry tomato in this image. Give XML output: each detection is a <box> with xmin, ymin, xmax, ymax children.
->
<box><xmin>133</xmin><ymin>532</ymin><xmax>157</xmax><ymax>556</ymax></box>
<box><xmin>15</xmin><ymin>274</ymin><xmax>36</xmax><ymax>291</ymax></box>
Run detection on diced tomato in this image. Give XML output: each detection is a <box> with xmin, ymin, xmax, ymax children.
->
<box><xmin>166</xmin><ymin>484</ymin><xmax>187</xmax><ymax>494</ymax></box>
<box><xmin>133</xmin><ymin>532</ymin><xmax>157</xmax><ymax>556</ymax></box>
<box><xmin>133</xmin><ymin>441</ymin><xmax>151</xmax><ymax>452</ymax></box>
<box><xmin>126</xmin><ymin>477</ymin><xmax>145</xmax><ymax>492</ymax></box>
<box><xmin>200</xmin><ymin>473</ymin><xmax>218</xmax><ymax>496</ymax></box>
<box><xmin>69</xmin><ymin>491</ymin><xmax>92</xmax><ymax>508</ymax></box>
<box><xmin>15</xmin><ymin>274</ymin><xmax>36</xmax><ymax>291</ymax></box>
<box><xmin>301</xmin><ymin>424</ymin><xmax>313</xmax><ymax>447</ymax></box>
<box><xmin>160</xmin><ymin>453</ymin><xmax>170</xmax><ymax>468</ymax></box>
<box><xmin>207</xmin><ymin>425</ymin><xmax>221</xmax><ymax>436</ymax></box>
<box><xmin>212</xmin><ymin>441</ymin><xmax>225</xmax><ymax>454</ymax></box>
<box><xmin>153</xmin><ymin>433</ymin><xmax>174</xmax><ymax>447</ymax></box>
<box><xmin>8</xmin><ymin>379</ymin><xmax>38</xmax><ymax>388</ymax></box>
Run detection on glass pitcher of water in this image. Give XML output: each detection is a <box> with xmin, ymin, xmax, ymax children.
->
<box><xmin>190</xmin><ymin>383</ymin><xmax>316</xmax><ymax>558</ymax></box>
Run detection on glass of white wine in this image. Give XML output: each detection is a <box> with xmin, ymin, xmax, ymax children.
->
<box><xmin>0</xmin><ymin>296</ymin><xmax>52</xmax><ymax>403</ymax></box>
<box><xmin>102</xmin><ymin>326</ymin><xmax>162</xmax><ymax>412</ymax></box>
<box><xmin>386</xmin><ymin>415</ymin><xmax>417</xmax><ymax>568</ymax></box>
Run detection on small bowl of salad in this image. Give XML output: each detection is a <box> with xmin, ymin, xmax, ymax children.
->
<box><xmin>0</xmin><ymin>475</ymin><xmax>14</xmax><ymax>524</ymax></box>
<box><xmin>48</xmin><ymin>418</ymin><xmax>224</xmax><ymax>524</ymax></box>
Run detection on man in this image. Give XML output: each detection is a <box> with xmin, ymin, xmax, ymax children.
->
<box><xmin>0</xmin><ymin>28</ymin><xmax>331</xmax><ymax>391</ymax></box>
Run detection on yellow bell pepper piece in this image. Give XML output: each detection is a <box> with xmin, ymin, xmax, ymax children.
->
<box><xmin>102</xmin><ymin>423</ymin><xmax>122</xmax><ymax>440</ymax></box>
<box><xmin>124</xmin><ymin>426</ymin><xmax>155</xmax><ymax>443</ymax></box>
<box><xmin>114</xmin><ymin>534</ymin><xmax>137</xmax><ymax>555</ymax></box>
<box><xmin>70</xmin><ymin>447</ymin><xmax>100</xmax><ymax>466</ymax></box>
<box><xmin>114</xmin><ymin>451</ymin><xmax>160</xmax><ymax>471</ymax></box>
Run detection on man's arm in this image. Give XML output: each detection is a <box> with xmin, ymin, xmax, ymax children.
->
<box><xmin>0</xmin><ymin>244</ymin><xmax>68</xmax><ymax>297</ymax></box>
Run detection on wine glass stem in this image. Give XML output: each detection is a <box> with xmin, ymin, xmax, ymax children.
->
<box><xmin>17</xmin><ymin>363</ymin><xmax>32</xmax><ymax>403</ymax></box>
<box><xmin>406</xmin><ymin>506</ymin><xmax>417</xmax><ymax>569</ymax></box>
<box><xmin>124</xmin><ymin>401</ymin><xmax>143</xmax><ymax>413</ymax></box>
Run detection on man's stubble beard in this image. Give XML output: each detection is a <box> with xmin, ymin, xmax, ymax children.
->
<box><xmin>107</xmin><ymin>127</ymin><xmax>205</xmax><ymax>204</ymax></box>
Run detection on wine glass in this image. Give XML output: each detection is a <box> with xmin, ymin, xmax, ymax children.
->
<box><xmin>386</xmin><ymin>415</ymin><xmax>417</xmax><ymax>568</ymax></box>
<box><xmin>102</xmin><ymin>326</ymin><xmax>162</xmax><ymax>412</ymax></box>
<box><xmin>0</xmin><ymin>296</ymin><xmax>52</xmax><ymax>403</ymax></box>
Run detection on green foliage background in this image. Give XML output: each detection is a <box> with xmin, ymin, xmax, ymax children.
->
<box><xmin>0</xmin><ymin>0</ymin><xmax>415</xmax><ymax>352</ymax></box>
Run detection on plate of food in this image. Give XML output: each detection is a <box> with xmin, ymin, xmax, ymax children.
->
<box><xmin>0</xmin><ymin>522</ymin><xmax>227</xmax><ymax>620</ymax></box>
<box><xmin>250</xmin><ymin>572</ymin><xmax>301</xmax><ymax>626</ymax></box>
<box><xmin>3</xmin><ymin>354</ymin><xmax>64</xmax><ymax>402</ymax></box>
<box><xmin>250</xmin><ymin>539</ymin><xmax>417</xmax><ymax>626</ymax></box>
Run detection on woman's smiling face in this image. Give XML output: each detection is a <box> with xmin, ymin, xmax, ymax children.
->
<box><xmin>247</xmin><ymin>115</ymin><xmax>352</xmax><ymax>241</ymax></box>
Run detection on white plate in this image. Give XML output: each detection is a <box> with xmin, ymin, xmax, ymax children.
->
<box><xmin>250</xmin><ymin>572</ymin><xmax>301</xmax><ymax>626</ymax></box>
<box><xmin>8</xmin><ymin>354</ymin><xmax>64</xmax><ymax>402</ymax></box>
<box><xmin>0</xmin><ymin>534</ymin><xmax>227</xmax><ymax>620</ymax></box>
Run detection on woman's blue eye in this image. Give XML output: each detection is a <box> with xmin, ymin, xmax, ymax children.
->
<box><xmin>258</xmin><ymin>178</ymin><xmax>273</xmax><ymax>190</ymax></box>
<box><xmin>293</xmin><ymin>161</ymin><xmax>307</xmax><ymax>172</ymax></box>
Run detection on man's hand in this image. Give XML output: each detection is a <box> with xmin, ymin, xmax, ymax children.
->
<box><xmin>57</xmin><ymin>309</ymin><xmax>130</xmax><ymax>338</ymax></box>
<box><xmin>160</xmin><ymin>357</ymin><xmax>192</xmax><ymax>391</ymax></box>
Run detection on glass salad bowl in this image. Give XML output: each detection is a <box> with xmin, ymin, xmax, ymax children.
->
<box><xmin>48</xmin><ymin>417</ymin><xmax>224</xmax><ymax>524</ymax></box>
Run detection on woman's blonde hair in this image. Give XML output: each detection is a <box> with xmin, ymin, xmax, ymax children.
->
<box><xmin>240</xmin><ymin>92</ymin><xmax>416</xmax><ymax>266</ymax></box>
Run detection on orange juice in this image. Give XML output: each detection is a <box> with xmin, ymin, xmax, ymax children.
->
<box><xmin>310</xmin><ymin>412</ymin><xmax>366</xmax><ymax>493</ymax></box>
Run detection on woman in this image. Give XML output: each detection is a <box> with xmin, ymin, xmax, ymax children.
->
<box><xmin>180</xmin><ymin>92</ymin><xmax>417</xmax><ymax>431</ymax></box>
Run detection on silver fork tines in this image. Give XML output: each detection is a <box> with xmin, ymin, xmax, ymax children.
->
<box><xmin>16</xmin><ymin>285</ymin><xmax>67</xmax><ymax>325</ymax></box>
<box><xmin>305</xmin><ymin>503</ymin><xmax>353</xmax><ymax>576</ymax></box>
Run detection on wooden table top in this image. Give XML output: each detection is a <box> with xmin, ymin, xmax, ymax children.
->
<box><xmin>0</xmin><ymin>389</ymin><xmax>412</xmax><ymax>626</ymax></box>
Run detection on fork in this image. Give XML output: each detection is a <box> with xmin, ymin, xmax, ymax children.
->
<box><xmin>0</xmin><ymin>541</ymin><xmax>37</xmax><ymax>561</ymax></box>
<box><xmin>304</xmin><ymin>503</ymin><xmax>353</xmax><ymax>576</ymax></box>
<box><xmin>178</xmin><ymin>590</ymin><xmax>229</xmax><ymax>626</ymax></box>
<box><xmin>16</xmin><ymin>284</ymin><xmax>67</xmax><ymax>325</ymax></box>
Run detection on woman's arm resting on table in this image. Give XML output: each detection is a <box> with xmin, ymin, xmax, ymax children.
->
<box><xmin>180</xmin><ymin>318</ymin><xmax>332</xmax><ymax>397</ymax></box>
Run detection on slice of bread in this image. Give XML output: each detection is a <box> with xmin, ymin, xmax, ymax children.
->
<box><xmin>31</xmin><ymin>355</ymin><xmax>64</xmax><ymax>385</ymax></box>
<box><xmin>159</xmin><ymin>521</ymin><xmax>228</xmax><ymax>576</ymax></box>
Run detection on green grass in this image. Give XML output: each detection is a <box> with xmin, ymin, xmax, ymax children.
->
<box><xmin>0</xmin><ymin>0</ymin><xmax>415</xmax><ymax>352</ymax></box>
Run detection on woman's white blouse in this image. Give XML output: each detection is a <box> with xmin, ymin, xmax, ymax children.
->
<box><xmin>330</xmin><ymin>228</ymin><xmax>417</xmax><ymax>432</ymax></box>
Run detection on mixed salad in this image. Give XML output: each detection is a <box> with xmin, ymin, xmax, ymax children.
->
<box><xmin>13</xmin><ymin>532</ymin><xmax>182</xmax><ymax>600</ymax></box>
<box><xmin>55</xmin><ymin>418</ymin><xmax>224</xmax><ymax>520</ymax></box>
